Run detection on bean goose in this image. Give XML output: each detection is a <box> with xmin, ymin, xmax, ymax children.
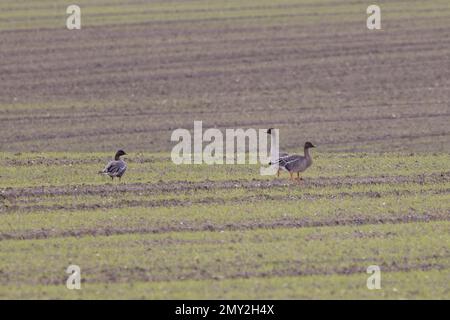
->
<box><xmin>270</xmin><ymin>142</ymin><xmax>315</xmax><ymax>182</ymax></box>
<box><xmin>267</xmin><ymin>128</ymin><xmax>289</xmax><ymax>177</ymax></box>
<box><xmin>99</xmin><ymin>150</ymin><xmax>127</xmax><ymax>181</ymax></box>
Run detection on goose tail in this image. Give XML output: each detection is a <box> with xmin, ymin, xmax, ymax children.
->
<box><xmin>269</xmin><ymin>158</ymin><xmax>282</xmax><ymax>166</ymax></box>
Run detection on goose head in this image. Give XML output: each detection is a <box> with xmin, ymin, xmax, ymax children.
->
<box><xmin>304</xmin><ymin>142</ymin><xmax>315</xmax><ymax>149</ymax></box>
<box><xmin>115</xmin><ymin>149</ymin><xmax>127</xmax><ymax>160</ymax></box>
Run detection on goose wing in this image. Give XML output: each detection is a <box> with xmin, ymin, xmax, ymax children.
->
<box><xmin>270</xmin><ymin>152</ymin><xmax>289</xmax><ymax>163</ymax></box>
<box><xmin>102</xmin><ymin>160</ymin><xmax>127</xmax><ymax>177</ymax></box>
<box><xmin>277</xmin><ymin>155</ymin><xmax>305</xmax><ymax>171</ymax></box>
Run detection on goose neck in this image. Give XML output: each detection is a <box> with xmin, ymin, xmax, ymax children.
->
<box><xmin>304</xmin><ymin>147</ymin><xmax>312</xmax><ymax>160</ymax></box>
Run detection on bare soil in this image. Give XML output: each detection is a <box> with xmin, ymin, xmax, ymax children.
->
<box><xmin>1</xmin><ymin>10</ymin><xmax>449</xmax><ymax>153</ymax></box>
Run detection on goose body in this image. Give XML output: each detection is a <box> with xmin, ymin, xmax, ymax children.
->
<box><xmin>277</xmin><ymin>153</ymin><xmax>312</xmax><ymax>173</ymax></box>
<box><xmin>99</xmin><ymin>150</ymin><xmax>127</xmax><ymax>180</ymax></box>
<box><xmin>267</xmin><ymin>128</ymin><xmax>290</xmax><ymax>176</ymax></box>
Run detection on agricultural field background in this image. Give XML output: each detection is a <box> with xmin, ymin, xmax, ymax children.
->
<box><xmin>0</xmin><ymin>0</ymin><xmax>449</xmax><ymax>299</ymax></box>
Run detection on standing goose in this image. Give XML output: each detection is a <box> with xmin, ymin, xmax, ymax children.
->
<box><xmin>267</xmin><ymin>128</ymin><xmax>289</xmax><ymax>177</ymax></box>
<box><xmin>99</xmin><ymin>150</ymin><xmax>127</xmax><ymax>181</ymax></box>
<box><xmin>270</xmin><ymin>142</ymin><xmax>315</xmax><ymax>182</ymax></box>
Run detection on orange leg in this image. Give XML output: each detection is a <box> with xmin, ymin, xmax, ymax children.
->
<box><xmin>289</xmin><ymin>172</ymin><xmax>294</xmax><ymax>181</ymax></box>
<box><xmin>277</xmin><ymin>169</ymin><xmax>280</xmax><ymax>177</ymax></box>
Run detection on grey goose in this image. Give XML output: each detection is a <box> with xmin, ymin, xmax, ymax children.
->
<box><xmin>99</xmin><ymin>150</ymin><xmax>127</xmax><ymax>181</ymax></box>
<box><xmin>269</xmin><ymin>142</ymin><xmax>315</xmax><ymax>181</ymax></box>
<box><xmin>267</xmin><ymin>128</ymin><xmax>289</xmax><ymax>177</ymax></box>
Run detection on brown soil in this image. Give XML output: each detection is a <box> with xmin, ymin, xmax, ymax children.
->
<box><xmin>3</xmin><ymin>172</ymin><xmax>448</xmax><ymax>199</ymax></box>
<box><xmin>1</xmin><ymin>8</ymin><xmax>449</xmax><ymax>153</ymax></box>
<box><xmin>1</xmin><ymin>211</ymin><xmax>448</xmax><ymax>241</ymax></box>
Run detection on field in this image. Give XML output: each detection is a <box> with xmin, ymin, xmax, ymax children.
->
<box><xmin>0</xmin><ymin>152</ymin><xmax>449</xmax><ymax>299</ymax></box>
<box><xmin>0</xmin><ymin>0</ymin><xmax>449</xmax><ymax>299</ymax></box>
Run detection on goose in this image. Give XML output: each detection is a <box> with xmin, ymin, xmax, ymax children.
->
<box><xmin>99</xmin><ymin>150</ymin><xmax>127</xmax><ymax>181</ymax></box>
<box><xmin>267</xmin><ymin>128</ymin><xmax>289</xmax><ymax>177</ymax></box>
<box><xmin>269</xmin><ymin>142</ymin><xmax>315</xmax><ymax>182</ymax></box>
